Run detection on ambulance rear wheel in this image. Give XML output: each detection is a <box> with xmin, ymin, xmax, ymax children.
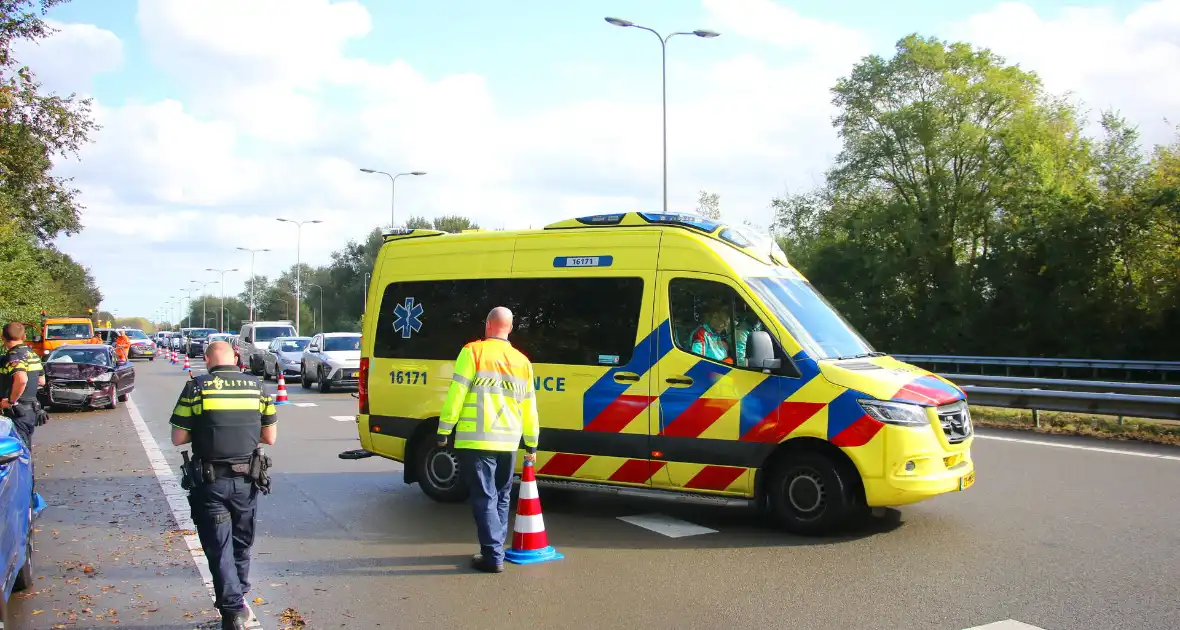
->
<box><xmin>414</xmin><ymin>437</ymin><xmax>468</xmax><ymax>503</ymax></box>
<box><xmin>767</xmin><ymin>452</ymin><xmax>855</xmax><ymax>535</ymax></box>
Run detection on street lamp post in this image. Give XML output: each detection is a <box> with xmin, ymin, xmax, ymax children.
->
<box><xmin>604</xmin><ymin>17</ymin><xmax>719</xmax><ymax>214</ymax></box>
<box><xmin>183</xmin><ymin>287</ymin><xmax>198</xmax><ymax>329</ymax></box>
<box><xmin>359</xmin><ymin>169</ymin><xmax>426</xmax><ymax>229</ymax></box>
<box><xmin>236</xmin><ymin>247</ymin><xmax>270</xmax><ymax>321</ymax></box>
<box><xmin>206</xmin><ymin>268</ymin><xmax>238</xmax><ymax>332</ymax></box>
<box><xmin>363</xmin><ymin>272</ymin><xmax>371</xmax><ymax>314</ymax></box>
<box><xmin>191</xmin><ymin>280</ymin><xmax>212</xmax><ymax>328</ymax></box>
<box><xmin>276</xmin><ymin>218</ymin><xmax>321</xmax><ymax>336</ymax></box>
<box><xmin>275</xmin><ymin>297</ymin><xmax>290</xmax><ymax>321</ymax></box>
<box><xmin>307</xmin><ymin>283</ymin><xmax>324</xmax><ymax>334</ymax></box>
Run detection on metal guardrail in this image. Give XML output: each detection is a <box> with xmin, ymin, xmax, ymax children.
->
<box><xmin>942</xmin><ymin>374</ymin><xmax>1180</xmax><ymax>398</ymax></box>
<box><xmin>958</xmin><ymin>385</ymin><xmax>1180</xmax><ymax>422</ymax></box>
<box><xmin>897</xmin><ymin>354</ymin><xmax>1180</xmax><ymax>373</ymax></box>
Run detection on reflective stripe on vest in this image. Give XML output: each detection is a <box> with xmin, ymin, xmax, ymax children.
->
<box><xmin>439</xmin><ymin>339</ymin><xmax>540</xmax><ymax>452</ymax></box>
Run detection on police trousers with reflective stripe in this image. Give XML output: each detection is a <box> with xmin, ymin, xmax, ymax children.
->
<box><xmin>189</xmin><ymin>475</ymin><xmax>258</xmax><ymax>615</ymax></box>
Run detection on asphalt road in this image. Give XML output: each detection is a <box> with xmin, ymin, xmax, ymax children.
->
<box><xmin>13</xmin><ymin>358</ymin><xmax>1180</xmax><ymax>629</ymax></box>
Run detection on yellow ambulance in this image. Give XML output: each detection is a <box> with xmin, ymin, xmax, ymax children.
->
<box><xmin>354</xmin><ymin>212</ymin><xmax>974</xmax><ymax>534</ymax></box>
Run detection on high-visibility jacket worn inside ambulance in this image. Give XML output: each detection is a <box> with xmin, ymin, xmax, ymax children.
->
<box><xmin>438</xmin><ymin>338</ymin><xmax>540</xmax><ymax>453</ymax></box>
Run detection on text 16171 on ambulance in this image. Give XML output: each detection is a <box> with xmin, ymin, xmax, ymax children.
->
<box><xmin>351</xmin><ymin>212</ymin><xmax>974</xmax><ymax>535</ymax></box>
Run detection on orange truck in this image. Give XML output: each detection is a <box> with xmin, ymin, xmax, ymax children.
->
<box><xmin>27</xmin><ymin>311</ymin><xmax>102</xmax><ymax>358</ymax></box>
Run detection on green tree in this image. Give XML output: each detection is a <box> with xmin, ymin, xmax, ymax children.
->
<box><xmin>432</xmin><ymin>215</ymin><xmax>479</xmax><ymax>233</ymax></box>
<box><xmin>404</xmin><ymin>215</ymin><xmax>432</xmax><ymax>230</ymax></box>
<box><xmin>0</xmin><ymin>1</ymin><xmax>102</xmax><ymax>323</ymax></box>
<box><xmin>0</xmin><ymin>0</ymin><xmax>98</xmax><ymax>243</ymax></box>
<box><xmin>0</xmin><ymin>218</ymin><xmax>53</xmax><ymax>323</ymax></box>
<box><xmin>695</xmin><ymin>190</ymin><xmax>721</xmax><ymax>219</ymax></box>
<box><xmin>773</xmin><ymin>34</ymin><xmax>1113</xmax><ymax>356</ymax></box>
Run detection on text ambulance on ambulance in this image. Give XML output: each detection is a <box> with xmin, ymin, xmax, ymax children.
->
<box><xmin>353</xmin><ymin>212</ymin><xmax>974</xmax><ymax>534</ymax></box>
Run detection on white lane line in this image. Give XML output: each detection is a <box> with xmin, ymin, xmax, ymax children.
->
<box><xmin>975</xmin><ymin>433</ymin><xmax>1180</xmax><ymax>461</ymax></box>
<box><xmin>127</xmin><ymin>397</ymin><xmax>265</xmax><ymax>629</ymax></box>
<box><xmin>331</xmin><ymin>415</ymin><xmax>355</xmax><ymax>422</ymax></box>
<box><xmin>292</xmin><ymin>402</ymin><xmax>317</xmax><ymax>408</ymax></box>
<box><xmin>963</xmin><ymin>621</ymin><xmax>1047</xmax><ymax>629</ymax></box>
<box><xmin>617</xmin><ymin>513</ymin><xmax>718</xmax><ymax>538</ymax></box>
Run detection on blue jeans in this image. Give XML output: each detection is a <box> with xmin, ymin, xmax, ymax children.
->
<box><xmin>189</xmin><ymin>475</ymin><xmax>258</xmax><ymax>615</ymax></box>
<box><xmin>459</xmin><ymin>449</ymin><xmax>516</xmax><ymax>566</ymax></box>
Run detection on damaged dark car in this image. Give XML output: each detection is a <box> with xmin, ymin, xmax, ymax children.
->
<box><xmin>38</xmin><ymin>345</ymin><xmax>136</xmax><ymax>411</ymax></box>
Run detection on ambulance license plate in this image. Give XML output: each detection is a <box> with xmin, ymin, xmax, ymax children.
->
<box><xmin>959</xmin><ymin>471</ymin><xmax>975</xmax><ymax>491</ymax></box>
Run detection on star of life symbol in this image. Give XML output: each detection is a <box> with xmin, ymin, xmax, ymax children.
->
<box><xmin>393</xmin><ymin>297</ymin><xmax>424</xmax><ymax>339</ymax></box>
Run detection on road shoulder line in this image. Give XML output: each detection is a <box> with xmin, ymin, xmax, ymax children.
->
<box><xmin>975</xmin><ymin>433</ymin><xmax>1180</xmax><ymax>461</ymax></box>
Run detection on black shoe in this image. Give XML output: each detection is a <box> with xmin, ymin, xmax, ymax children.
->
<box><xmin>471</xmin><ymin>554</ymin><xmax>504</xmax><ymax>573</ymax></box>
<box><xmin>221</xmin><ymin>607</ymin><xmax>249</xmax><ymax>630</ymax></box>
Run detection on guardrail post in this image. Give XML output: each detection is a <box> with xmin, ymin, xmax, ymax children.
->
<box><xmin>1117</xmin><ymin>415</ymin><xmax>1124</xmax><ymax>426</ymax></box>
<box><xmin>1032</xmin><ymin>409</ymin><xmax>1040</xmax><ymax>428</ymax></box>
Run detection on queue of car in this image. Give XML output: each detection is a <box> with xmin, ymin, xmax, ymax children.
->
<box><xmin>227</xmin><ymin>320</ymin><xmax>360</xmax><ymax>393</ymax></box>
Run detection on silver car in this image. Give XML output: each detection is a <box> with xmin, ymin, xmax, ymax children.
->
<box><xmin>300</xmin><ymin>332</ymin><xmax>361</xmax><ymax>393</ymax></box>
<box><xmin>262</xmin><ymin>336</ymin><xmax>311</xmax><ymax>382</ymax></box>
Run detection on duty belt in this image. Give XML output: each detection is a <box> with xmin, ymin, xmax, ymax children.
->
<box><xmin>212</xmin><ymin>462</ymin><xmax>251</xmax><ymax>477</ymax></box>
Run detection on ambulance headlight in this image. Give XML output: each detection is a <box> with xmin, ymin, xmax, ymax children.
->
<box><xmin>858</xmin><ymin>400</ymin><xmax>930</xmax><ymax>427</ymax></box>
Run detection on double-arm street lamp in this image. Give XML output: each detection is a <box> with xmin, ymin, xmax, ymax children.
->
<box><xmin>275</xmin><ymin>218</ymin><xmax>321</xmax><ymax>336</ymax></box>
<box><xmin>604</xmin><ymin>17</ymin><xmax>719</xmax><ymax>214</ymax></box>
<box><xmin>236</xmin><ymin>247</ymin><xmax>270</xmax><ymax>321</ymax></box>
<box><xmin>206</xmin><ymin>268</ymin><xmax>238</xmax><ymax>332</ymax></box>
<box><xmin>359</xmin><ymin>168</ymin><xmax>426</xmax><ymax>228</ymax></box>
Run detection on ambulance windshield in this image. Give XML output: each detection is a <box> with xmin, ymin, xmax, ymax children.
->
<box><xmin>746</xmin><ymin>276</ymin><xmax>877</xmax><ymax>361</ymax></box>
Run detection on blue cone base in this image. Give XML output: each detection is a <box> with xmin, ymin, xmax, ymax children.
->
<box><xmin>32</xmin><ymin>492</ymin><xmax>46</xmax><ymax>517</ymax></box>
<box><xmin>273</xmin><ymin>400</ymin><xmax>290</xmax><ymax>405</ymax></box>
<box><xmin>505</xmin><ymin>545</ymin><xmax>563</xmax><ymax>565</ymax></box>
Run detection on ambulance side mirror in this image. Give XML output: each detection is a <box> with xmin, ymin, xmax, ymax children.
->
<box><xmin>748</xmin><ymin>330</ymin><xmax>782</xmax><ymax>371</ymax></box>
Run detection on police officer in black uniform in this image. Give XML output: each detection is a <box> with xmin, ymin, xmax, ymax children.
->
<box><xmin>0</xmin><ymin>322</ymin><xmax>46</xmax><ymax>448</ymax></box>
<box><xmin>170</xmin><ymin>340</ymin><xmax>277</xmax><ymax>630</ymax></box>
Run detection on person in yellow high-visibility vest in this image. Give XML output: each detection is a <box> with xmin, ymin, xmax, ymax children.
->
<box><xmin>437</xmin><ymin>306</ymin><xmax>540</xmax><ymax>573</ymax></box>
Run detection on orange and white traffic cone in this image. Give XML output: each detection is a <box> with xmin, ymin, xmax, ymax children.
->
<box><xmin>182</xmin><ymin>354</ymin><xmax>191</xmax><ymax>371</ymax></box>
<box><xmin>504</xmin><ymin>460</ymin><xmax>563</xmax><ymax>564</ymax></box>
<box><xmin>273</xmin><ymin>372</ymin><xmax>290</xmax><ymax>405</ymax></box>
<box><xmin>170</xmin><ymin>348</ymin><xmax>177</xmax><ymax>364</ymax></box>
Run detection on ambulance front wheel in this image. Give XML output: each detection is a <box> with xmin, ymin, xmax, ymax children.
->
<box><xmin>767</xmin><ymin>451</ymin><xmax>857</xmax><ymax>535</ymax></box>
<box><xmin>414</xmin><ymin>437</ymin><xmax>469</xmax><ymax>503</ymax></box>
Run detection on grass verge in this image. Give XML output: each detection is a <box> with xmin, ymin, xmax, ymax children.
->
<box><xmin>970</xmin><ymin>406</ymin><xmax>1180</xmax><ymax>447</ymax></box>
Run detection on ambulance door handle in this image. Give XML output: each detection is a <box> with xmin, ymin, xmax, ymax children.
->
<box><xmin>613</xmin><ymin>372</ymin><xmax>640</xmax><ymax>383</ymax></box>
<box><xmin>665</xmin><ymin>376</ymin><xmax>694</xmax><ymax>387</ymax></box>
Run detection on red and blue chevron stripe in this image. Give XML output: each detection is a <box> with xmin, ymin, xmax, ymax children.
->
<box><xmin>891</xmin><ymin>374</ymin><xmax>964</xmax><ymax>406</ymax></box>
<box><xmin>658</xmin><ymin>360</ymin><xmax>735</xmax><ymax>437</ymax></box>
<box><xmin>582</xmin><ymin>320</ymin><xmax>673</xmax><ymax>432</ymax></box>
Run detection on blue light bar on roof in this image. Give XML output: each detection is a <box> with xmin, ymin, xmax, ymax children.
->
<box><xmin>574</xmin><ymin>213</ymin><xmax>626</xmax><ymax>226</ymax></box>
<box><xmin>637</xmin><ymin>212</ymin><xmax>721</xmax><ymax>233</ymax></box>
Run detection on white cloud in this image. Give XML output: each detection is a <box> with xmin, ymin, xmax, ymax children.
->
<box><xmin>951</xmin><ymin>0</ymin><xmax>1180</xmax><ymax>143</ymax></box>
<box><xmin>22</xmin><ymin>0</ymin><xmax>1180</xmax><ymax>319</ymax></box>
<box><xmin>11</xmin><ymin>20</ymin><xmax>123</xmax><ymax>95</ymax></box>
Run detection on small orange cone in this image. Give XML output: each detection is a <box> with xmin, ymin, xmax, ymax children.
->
<box><xmin>182</xmin><ymin>354</ymin><xmax>191</xmax><ymax>371</ymax></box>
<box><xmin>505</xmin><ymin>460</ymin><xmax>562</xmax><ymax>564</ymax></box>
<box><xmin>170</xmin><ymin>348</ymin><xmax>177</xmax><ymax>364</ymax></box>
<box><xmin>274</xmin><ymin>372</ymin><xmax>290</xmax><ymax>405</ymax></box>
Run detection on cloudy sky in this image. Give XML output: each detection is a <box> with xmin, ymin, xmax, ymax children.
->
<box><xmin>22</xmin><ymin>0</ymin><xmax>1180</xmax><ymax>321</ymax></box>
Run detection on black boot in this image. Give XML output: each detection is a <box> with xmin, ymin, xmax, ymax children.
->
<box><xmin>221</xmin><ymin>606</ymin><xmax>249</xmax><ymax>630</ymax></box>
<box><xmin>471</xmin><ymin>553</ymin><xmax>504</xmax><ymax>573</ymax></box>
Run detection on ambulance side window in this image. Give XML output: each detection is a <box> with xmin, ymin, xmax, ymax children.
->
<box><xmin>668</xmin><ymin>278</ymin><xmax>772</xmax><ymax>369</ymax></box>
